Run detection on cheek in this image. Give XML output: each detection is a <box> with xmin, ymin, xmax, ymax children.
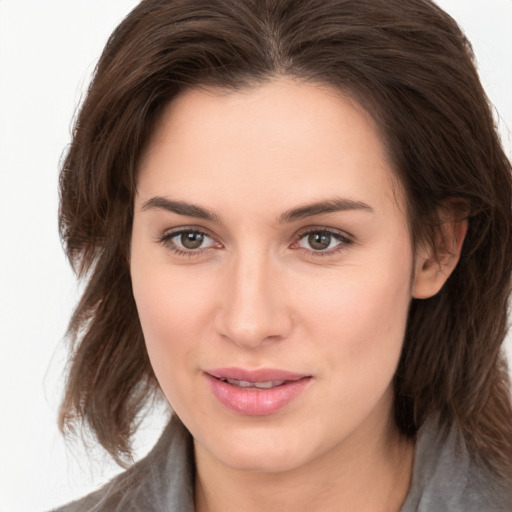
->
<box><xmin>297</xmin><ymin>247</ymin><xmax>414</xmax><ymax>378</ymax></box>
<box><xmin>134</xmin><ymin>271</ymin><xmax>208</xmax><ymax>337</ymax></box>
<box><xmin>130</xmin><ymin>219</ymin><xmax>215</xmax><ymax>340</ymax></box>
<box><xmin>131</xmin><ymin>269</ymin><xmax>209</xmax><ymax>420</ymax></box>
<box><xmin>132</xmin><ymin>267</ymin><xmax>213</xmax><ymax>365</ymax></box>
<box><xmin>129</xmin><ymin>230</ymin><xmax>216</xmax><ymax>396</ymax></box>
<box><xmin>293</xmin><ymin>258</ymin><xmax>413</xmax><ymax>438</ymax></box>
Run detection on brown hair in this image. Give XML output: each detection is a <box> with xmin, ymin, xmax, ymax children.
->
<box><xmin>59</xmin><ymin>0</ymin><xmax>512</xmax><ymax>476</ymax></box>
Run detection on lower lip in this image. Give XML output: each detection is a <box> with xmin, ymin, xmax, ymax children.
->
<box><xmin>205</xmin><ymin>374</ymin><xmax>311</xmax><ymax>415</ymax></box>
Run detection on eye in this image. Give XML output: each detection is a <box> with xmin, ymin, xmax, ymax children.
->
<box><xmin>159</xmin><ymin>228</ymin><xmax>219</xmax><ymax>253</ymax></box>
<box><xmin>294</xmin><ymin>229</ymin><xmax>353</xmax><ymax>253</ymax></box>
<box><xmin>176</xmin><ymin>231</ymin><xmax>209</xmax><ymax>250</ymax></box>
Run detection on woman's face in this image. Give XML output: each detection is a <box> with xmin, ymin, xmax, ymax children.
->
<box><xmin>131</xmin><ymin>79</ymin><xmax>418</xmax><ymax>473</ymax></box>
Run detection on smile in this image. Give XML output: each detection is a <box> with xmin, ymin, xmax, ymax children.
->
<box><xmin>218</xmin><ymin>378</ymin><xmax>287</xmax><ymax>389</ymax></box>
<box><xmin>204</xmin><ymin>368</ymin><xmax>312</xmax><ymax>415</ymax></box>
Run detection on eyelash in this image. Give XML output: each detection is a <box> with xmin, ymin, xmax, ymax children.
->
<box><xmin>157</xmin><ymin>227</ymin><xmax>354</xmax><ymax>258</ymax></box>
<box><xmin>293</xmin><ymin>228</ymin><xmax>354</xmax><ymax>257</ymax></box>
<box><xmin>158</xmin><ymin>228</ymin><xmax>219</xmax><ymax>257</ymax></box>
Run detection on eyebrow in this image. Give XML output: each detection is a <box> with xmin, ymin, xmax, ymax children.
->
<box><xmin>278</xmin><ymin>198</ymin><xmax>374</xmax><ymax>223</ymax></box>
<box><xmin>141</xmin><ymin>196</ymin><xmax>373</xmax><ymax>223</ymax></box>
<box><xmin>141</xmin><ymin>197</ymin><xmax>220</xmax><ymax>222</ymax></box>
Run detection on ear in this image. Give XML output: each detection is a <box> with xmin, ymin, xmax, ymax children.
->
<box><xmin>412</xmin><ymin>201</ymin><xmax>468</xmax><ymax>299</ymax></box>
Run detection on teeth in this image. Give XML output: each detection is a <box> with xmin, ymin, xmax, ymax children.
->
<box><xmin>223</xmin><ymin>378</ymin><xmax>286</xmax><ymax>389</ymax></box>
<box><xmin>253</xmin><ymin>380</ymin><xmax>286</xmax><ymax>389</ymax></box>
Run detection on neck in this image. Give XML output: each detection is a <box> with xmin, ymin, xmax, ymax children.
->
<box><xmin>194</xmin><ymin>416</ymin><xmax>415</xmax><ymax>512</ymax></box>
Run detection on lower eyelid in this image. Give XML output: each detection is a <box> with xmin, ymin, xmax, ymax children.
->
<box><xmin>296</xmin><ymin>229</ymin><xmax>353</xmax><ymax>243</ymax></box>
<box><xmin>157</xmin><ymin>227</ymin><xmax>352</xmax><ymax>256</ymax></box>
<box><xmin>158</xmin><ymin>228</ymin><xmax>221</xmax><ymax>254</ymax></box>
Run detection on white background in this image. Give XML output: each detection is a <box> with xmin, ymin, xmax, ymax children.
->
<box><xmin>1</xmin><ymin>1</ymin><xmax>511</xmax><ymax>511</ymax></box>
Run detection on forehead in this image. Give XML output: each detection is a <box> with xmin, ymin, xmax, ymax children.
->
<box><xmin>136</xmin><ymin>78</ymin><xmax>405</xmax><ymax>219</ymax></box>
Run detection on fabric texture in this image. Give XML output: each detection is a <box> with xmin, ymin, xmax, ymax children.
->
<box><xmin>400</xmin><ymin>420</ymin><xmax>512</xmax><ymax>511</ymax></box>
<box><xmin>51</xmin><ymin>416</ymin><xmax>512</xmax><ymax>512</ymax></box>
<box><xmin>51</xmin><ymin>415</ymin><xmax>195</xmax><ymax>512</ymax></box>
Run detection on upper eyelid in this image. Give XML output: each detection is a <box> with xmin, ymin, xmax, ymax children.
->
<box><xmin>293</xmin><ymin>227</ymin><xmax>355</xmax><ymax>255</ymax></box>
<box><xmin>157</xmin><ymin>226</ymin><xmax>216</xmax><ymax>247</ymax></box>
<box><xmin>157</xmin><ymin>225</ymin><xmax>354</xmax><ymax>251</ymax></box>
<box><xmin>295</xmin><ymin>226</ymin><xmax>354</xmax><ymax>241</ymax></box>
<box><xmin>161</xmin><ymin>225</ymin><xmax>214</xmax><ymax>239</ymax></box>
<box><xmin>160</xmin><ymin>225</ymin><xmax>352</xmax><ymax>237</ymax></box>
<box><xmin>157</xmin><ymin>228</ymin><xmax>219</xmax><ymax>256</ymax></box>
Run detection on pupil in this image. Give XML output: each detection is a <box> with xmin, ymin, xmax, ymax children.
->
<box><xmin>181</xmin><ymin>232</ymin><xmax>204</xmax><ymax>249</ymax></box>
<box><xmin>308</xmin><ymin>232</ymin><xmax>331</xmax><ymax>250</ymax></box>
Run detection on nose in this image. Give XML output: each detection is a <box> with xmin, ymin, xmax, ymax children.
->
<box><xmin>214</xmin><ymin>251</ymin><xmax>293</xmax><ymax>348</ymax></box>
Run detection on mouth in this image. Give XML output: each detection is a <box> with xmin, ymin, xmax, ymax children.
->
<box><xmin>215</xmin><ymin>377</ymin><xmax>289</xmax><ymax>389</ymax></box>
<box><xmin>204</xmin><ymin>368</ymin><xmax>312</xmax><ymax>415</ymax></box>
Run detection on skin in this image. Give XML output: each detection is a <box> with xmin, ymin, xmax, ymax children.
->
<box><xmin>130</xmin><ymin>78</ymin><xmax>465</xmax><ymax>512</ymax></box>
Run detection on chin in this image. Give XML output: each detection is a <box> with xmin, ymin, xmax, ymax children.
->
<box><xmin>196</xmin><ymin>423</ymin><xmax>318</xmax><ymax>474</ymax></box>
<box><xmin>218</xmin><ymin>448</ymin><xmax>307</xmax><ymax>474</ymax></box>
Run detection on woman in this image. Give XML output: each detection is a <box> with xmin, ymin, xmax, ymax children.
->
<box><xmin>54</xmin><ymin>0</ymin><xmax>512</xmax><ymax>510</ymax></box>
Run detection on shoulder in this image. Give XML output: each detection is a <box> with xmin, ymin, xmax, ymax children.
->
<box><xmin>48</xmin><ymin>416</ymin><xmax>195</xmax><ymax>512</ymax></box>
<box><xmin>401</xmin><ymin>418</ymin><xmax>512</xmax><ymax>512</ymax></box>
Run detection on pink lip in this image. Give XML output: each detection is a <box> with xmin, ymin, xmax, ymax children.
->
<box><xmin>204</xmin><ymin>367</ymin><xmax>312</xmax><ymax>416</ymax></box>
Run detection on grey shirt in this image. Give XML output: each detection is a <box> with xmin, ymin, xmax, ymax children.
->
<box><xmin>52</xmin><ymin>416</ymin><xmax>512</xmax><ymax>512</ymax></box>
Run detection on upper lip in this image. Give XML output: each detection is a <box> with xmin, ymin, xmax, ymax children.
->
<box><xmin>205</xmin><ymin>367</ymin><xmax>310</xmax><ymax>382</ymax></box>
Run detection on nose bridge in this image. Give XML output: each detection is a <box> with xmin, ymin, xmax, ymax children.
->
<box><xmin>216</xmin><ymin>244</ymin><xmax>291</xmax><ymax>347</ymax></box>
